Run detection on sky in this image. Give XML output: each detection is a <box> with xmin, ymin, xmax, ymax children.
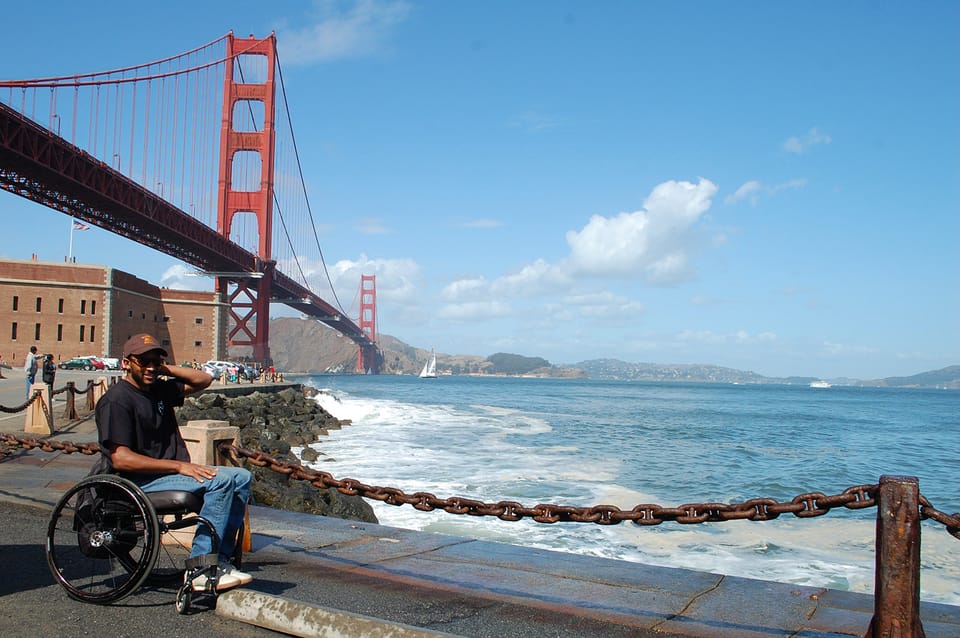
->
<box><xmin>0</xmin><ymin>1</ymin><xmax>957</xmax><ymax>380</ymax></box>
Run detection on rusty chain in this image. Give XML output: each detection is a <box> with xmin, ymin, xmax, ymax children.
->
<box><xmin>0</xmin><ymin>433</ymin><xmax>101</xmax><ymax>456</ymax></box>
<box><xmin>1</xmin><ymin>433</ymin><xmax>956</xmax><ymax>539</ymax></box>
<box><xmin>0</xmin><ymin>390</ymin><xmax>43</xmax><ymax>414</ymax></box>
<box><xmin>218</xmin><ymin>443</ymin><xmax>960</xmax><ymax>539</ymax></box>
<box><xmin>0</xmin><ymin>379</ymin><xmax>103</xmax><ymax>408</ymax></box>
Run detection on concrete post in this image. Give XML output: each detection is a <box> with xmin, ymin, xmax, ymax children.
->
<box><xmin>866</xmin><ymin>475</ymin><xmax>926</xmax><ymax>638</ymax></box>
<box><xmin>179</xmin><ymin>419</ymin><xmax>239</xmax><ymax>466</ymax></box>
<box><xmin>171</xmin><ymin>420</ymin><xmax>248</xmax><ymax>551</ymax></box>
<box><xmin>24</xmin><ymin>384</ymin><xmax>53</xmax><ymax>434</ymax></box>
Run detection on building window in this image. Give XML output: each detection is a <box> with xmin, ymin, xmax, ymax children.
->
<box><xmin>35</xmin><ymin>323</ymin><xmax>41</xmax><ymax>340</ymax></box>
<box><xmin>36</xmin><ymin>297</ymin><xmax>42</xmax><ymax>312</ymax></box>
<box><xmin>141</xmin><ymin>313</ymin><xmax>146</xmax><ymax>320</ymax></box>
<box><xmin>163</xmin><ymin>316</ymin><xmax>170</xmax><ymax>322</ymax></box>
<box><xmin>194</xmin><ymin>341</ymin><xmax>202</xmax><ymax>347</ymax></box>
<box><xmin>79</xmin><ymin>325</ymin><xmax>85</xmax><ymax>342</ymax></box>
<box><xmin>128</xmin><ymin>310</ymin><xmax>133</xmax><ymax>318</ymax></box>
<box><xmin>58</xmin><ymin>298</ymin><xmax>64</xmax><ymax>313</ymax></box>
<box><xmin>195</xmin><ymin>317</ymin><xmax>203</xmax><ymax>325</ymax></box>
<box><xmin>11</xmin><ymin>322</ymin><xmax>17</xmax><ymax>340</ymax></box>
<box><xmin>80</xmin><ymin>300</ymin><xmax>86</xmax><ymax>314</ymax></box>
<box><xmin>90</xmin><ymin>300</ymin><xmax>96</xmax><ymax>315</ymax></box>
<box><xmin>12</xmin><ymin>296</ymin><xmax>18</xmax><ymax>311</ymax></box>
<box><xmin>57</xmin><ymin>324</ymin><xmax>63</xmax><ymax>341</ymax></box>
<box><xmin>90</xmin><ymin>325</ymin><xmax>95</xmax><ymax>342</ymax></box>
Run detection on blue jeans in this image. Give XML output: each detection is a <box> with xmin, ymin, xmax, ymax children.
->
<box><xmin>26</xmin><ymin>375</ymin><xmax>35</xmax><ymax>398</ymax></box>
<box><xmin>131</xmin><ymin>467</ymin><xmax>252</xmax><ymax>560</ymax></box>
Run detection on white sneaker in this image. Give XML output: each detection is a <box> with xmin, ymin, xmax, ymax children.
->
<box><xmin>187</xmin><ymin>566</ymin><xmax>243</xmax><ymax>592</ymax></box>
<box><xmin>220</xmin><ymin>563</ymin><xmax>253</xmax><ymax>586</ymax></box>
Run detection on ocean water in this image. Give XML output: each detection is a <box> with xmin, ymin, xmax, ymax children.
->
<box><xmin>295</xmin><ymin>375</ymin><xmax>960</xmax><ymax>605</ymax></box>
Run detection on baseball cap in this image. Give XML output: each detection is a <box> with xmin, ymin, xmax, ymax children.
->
<box><xmin>122</xmin><ymin>333</ymin><xmax>168</xmax><ymax>358</ymax></box>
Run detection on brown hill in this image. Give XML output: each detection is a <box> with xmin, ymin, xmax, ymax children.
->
<box><xmin>259</xmin><ymin>317</ymin><xmax>490</xmax><ymax>376</ymax></box>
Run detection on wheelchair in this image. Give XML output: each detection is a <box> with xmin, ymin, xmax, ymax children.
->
<box><xmin>45</xmin><ymin>474</ymin><xmax>242</xmax><ymax>614</ymax></box>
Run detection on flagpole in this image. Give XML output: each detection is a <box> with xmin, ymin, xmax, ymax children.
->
<box><xmin>68</xmin><ymin>218</ymin><xmax>75</xmax><ymax>261</ymax></box>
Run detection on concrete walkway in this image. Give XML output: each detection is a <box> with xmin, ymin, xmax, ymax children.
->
<box><xmin>1</xmin><ymin>368</ymin><xmax>958</xmax><ymax>637</ymax></box>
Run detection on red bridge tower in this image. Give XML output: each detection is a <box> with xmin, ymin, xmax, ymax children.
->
<box><xmin>357</xmin><ymin>275</ymin><xmax>380</xmax><ymax>373</ymax></box>
<box><xmin>216</xmin><ymin>33</ymin><xmax>277</xmax><ymax>362</ymax></box>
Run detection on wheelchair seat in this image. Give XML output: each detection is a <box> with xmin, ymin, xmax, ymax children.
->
<box><xmin>147</xmin><ymin>490</ymin><xmax>203</xmax><ymax>515</ymax></box>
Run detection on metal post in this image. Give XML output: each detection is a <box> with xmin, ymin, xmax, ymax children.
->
<box><xmin>866</xmin><ymin>475</ymin><xmax>925</xmax><ymax>638</ymax></box>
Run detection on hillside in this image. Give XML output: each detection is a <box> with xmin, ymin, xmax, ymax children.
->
<box><xmin>259</xmin><ymin>317</ymin><xmax>583</xmax><ymax>377</ymax></box>
<box><xmin>574</xmin><ymin>359</ymin><xmax>960</xmax><ymax>389</ymax></box>
<box><xmin>252</xmin><ymin>318</ymin><xmax>956</xmax><ymax>388</ymax></box>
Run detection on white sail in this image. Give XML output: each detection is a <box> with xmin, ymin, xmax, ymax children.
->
<box><xmin>419</xmin><ymin>350</ymin><xmax>437</xmax><ymax>378</ymax></box>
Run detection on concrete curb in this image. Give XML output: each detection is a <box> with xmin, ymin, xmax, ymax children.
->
<box><xmin>216</xmin><ymin>589</ymin><xmax>460</xmax><ymax>638</ymax></box>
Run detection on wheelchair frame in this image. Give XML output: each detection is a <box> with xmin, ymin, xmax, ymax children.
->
<box><xmin>45</xmin><ymin>474</ymin><xmax>241</xmax><ymax>613</ymax></box>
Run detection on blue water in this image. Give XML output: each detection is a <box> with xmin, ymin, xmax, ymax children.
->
<box><xmin>297</xmin><ymin>375</ymin><xmax>960</xmax><ymax>604</ymax></box>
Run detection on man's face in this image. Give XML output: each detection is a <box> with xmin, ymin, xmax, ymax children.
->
<box><xmin>124</xmin><ymin>349</ymin><xmax>165</xmax><ymax>389</ymax></box>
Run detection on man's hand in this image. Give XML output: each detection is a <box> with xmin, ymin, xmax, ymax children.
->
<box><xmin>176</xmin><ymin>461</ymin><xmax>218</xmax><ymax>483</ymax></box>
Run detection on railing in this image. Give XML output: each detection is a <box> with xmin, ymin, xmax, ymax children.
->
<box><xmin>11</xmin><ymin>378</ymin><xmax>112</xmax><ymax>434</ymax></box>
<box><xmin>0</xmin><ymin>394</ymin><xmax>957</xmax><ymax>637</ymax></box>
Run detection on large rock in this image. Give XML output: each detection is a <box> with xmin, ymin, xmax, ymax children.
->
<box><xmin>176</xmin><ymin>387</ymin><xmax>377</xmax><ymax>524</ymax></box>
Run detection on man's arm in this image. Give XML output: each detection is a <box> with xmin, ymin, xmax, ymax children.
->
<box><xmin>107</xmin><ymin>442</ymin><xmax>219</xmax><ymax>483</ymax></box>
<box><xmin>158</xmin><ymin>363</ymin><xmax>213</xmax><ymax>395</ymax></box>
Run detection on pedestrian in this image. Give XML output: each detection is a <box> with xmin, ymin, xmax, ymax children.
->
<box><xmin>41</xmin><ymin>354</ymin><xmax>56</xmax><ymax>391</ymax></box>
<box><xmin>23</xmin><ymin>345</ymin><xmax>38</xmax><ymax>397</ymax></box>
<box><xmin>93</xmin><ymin>333</ymin><xmax>253</xmax><ymax>592</ymax></box>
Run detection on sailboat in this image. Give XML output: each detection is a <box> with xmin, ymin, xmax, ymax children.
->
<box><xmin>419</xmin><ymin>350</ymin><xmax>437</xmax><ymax>378</ymax></box>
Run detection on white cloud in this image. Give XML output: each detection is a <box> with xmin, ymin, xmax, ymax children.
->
<box><xmin>491</xmin><ymin>259</ymin><xmax>571</xmax><ymax>297</ymax></box>
<box><xmin>460</xmin><ymin>219</ymin><xmax>503</xmax><ymax>229</ymax></box>
<box><xmin>784</xmin><ymin>127</ymin><xmax>832</xmax><ymax>154</ymax></box>
<box><xmin>562</xmin><ymin>291</ymin><xmax>645</xmax><ymax>318</ymax></box>
<box><xmin>771</xmin><ymin>178</ymin><xmax>808</xmax><ymax>193</ymax></box>
<box><xmin>274</xmin><ymin>254</ymin><xmax>421</xmax><ymax>311</ymax></box>
<box><xmin>725</xmin><ymin>180</ymin><xmax>762</xmax><ymax>205</ymax></box>
<box><xmin>441</xmin><ymin>276</ymin><xmax>489</xmax><ymax>302</ymax></box>
<box><xmin>676</xmin><ymin>329</ymin><xmax>777</xmax><ymax>346</ymax></box>
<box><xmin>564</xmin><ymin>178</ymin><xmax>717</xmax><ymax>285</ymax></box>
<box><xmin>725</xmin><ymin>178</ymin><xmax>808</xmax><ymax>206</ymax></box>
<box><xmin>158</xmin><ymin>263</ymin><xmax>210</xmax><ymax>291</ymax></box>
<box><xmin>439</xmin><ymin>300</ymin><xmax>512</xmax><ymax>320</ymax></box>
<box><xmin>355</xmin><ymin>217</ymin><xmax>389</xmax><ymax>234</ymax></box>
<box><xmin>278</xmin><ymin>0</ymin><xmax>411</xmax><ymax>65</ymax></box>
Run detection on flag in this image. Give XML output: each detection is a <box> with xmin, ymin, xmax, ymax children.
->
<box><xmin>72</xmin><ymin>220</ymin><xmax>90</xmax><ymax>231</ymax></box>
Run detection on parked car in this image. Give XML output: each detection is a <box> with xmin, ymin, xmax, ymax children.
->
<box><xmin>58</xmin><ymin>357</ymin><xmax>96</xmax><ymax>370</ymax></box>
<box><xmin>202</xmin><ymin>360</ymin><xmax>235</xmax><ymax>378</ymax></box>
<box><xmin>78</xmin><ymin>356</ymin><xmax>106</xmax><ymax>370</ymax></box>
<box><xmin>98</xmin><ymin>357</ymin><xmax>121</xmax><ymax>370</ymax></box>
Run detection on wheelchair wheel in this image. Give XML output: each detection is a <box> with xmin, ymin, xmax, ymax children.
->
<box><xmin>146</xmin><ymin>516</ymin><xmax>192</xmax><ymax>585</ymax></box>
<box><xmin>46</xmin><ymin>475</ymin><xmax>160</xmax><ymax>604</ymax></box>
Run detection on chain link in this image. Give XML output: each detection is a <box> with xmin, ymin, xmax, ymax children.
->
<box><xmin>216</xmin><ymin>444</ymin><xmax>960</xmax><ymax>537</ymax></box>
<box><xmin>2</xmin><ymin>433</ymin><xmax>956</xmax><ymax>539</ymax></box>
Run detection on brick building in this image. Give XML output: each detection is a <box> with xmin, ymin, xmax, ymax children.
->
<box><xmin>0</xmin><ymin>258</ymin><xmax>227</xmax><ymax>367</ymax></box>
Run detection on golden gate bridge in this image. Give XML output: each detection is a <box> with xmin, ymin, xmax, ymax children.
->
<box><xmin>0</xmin><ymin>32</ymin><xmax>382</xmax><ymax>373</ymax></box>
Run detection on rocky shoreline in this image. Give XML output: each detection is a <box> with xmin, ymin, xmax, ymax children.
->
<box><xmin>175</xmin><ymin>386</ymin><xmax>378</xmax><ymax>524</ymax></box>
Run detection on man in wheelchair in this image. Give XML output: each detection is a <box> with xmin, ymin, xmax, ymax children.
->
<box><xmin>94</xmin><ymin>333</ymin><xmax>253</xmax><ymax>592</ymax></box>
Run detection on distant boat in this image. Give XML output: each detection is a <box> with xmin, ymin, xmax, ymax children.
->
<box><xmin>419</xmin><ymin>350</ymin><xmax>437</xmax><ymax>379</ymax></box>
<box><xmin>810</xmin><ymin>380</ymin><xmax>832</xmax><ymax>388</ymax></box>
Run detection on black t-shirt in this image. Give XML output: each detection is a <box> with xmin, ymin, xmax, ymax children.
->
<box><xmin>95</xmin><ymin>378</ymin><xmax>189</xmax><ymax>476</ymax></box>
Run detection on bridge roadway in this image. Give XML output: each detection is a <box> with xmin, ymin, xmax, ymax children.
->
<box><xmin>1</xmin><ymin>369</ymin><xmax>958</xmax><ymax>638</ymax></box>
